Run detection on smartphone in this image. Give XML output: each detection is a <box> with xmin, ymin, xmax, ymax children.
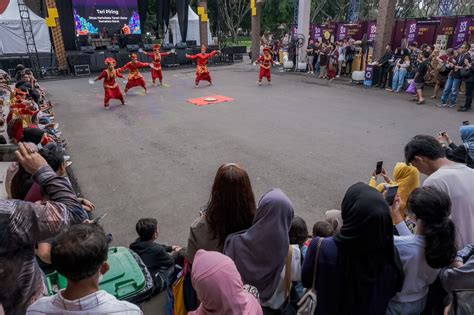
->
<box><xmin>92</xmin><ymin>213</ymin><xmax>107</xmax><ymax>224</ymax></box>
<box><xmin>375</xmin><ymin>161</ymin><xmax>383</xmax><ymax>175</ymax></box>
<box><xmin>385</xmin><ymin>186</ymin><xmax>399</xmax><ymax>206</ymax></box>
<box><xmin>463</xmin><ymin>121</ymin><xmax>470</xmax><ymax>126</ymax></box>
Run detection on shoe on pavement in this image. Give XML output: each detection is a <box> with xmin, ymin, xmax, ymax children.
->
<box><xmin>457</xmin><ymin>107</ymin><xmax>471</xmax><ymax>112</ymax></box>
<box><xmin>447</xmin><ymin>104</ymin><xmax>456</xmax><ymax>108</ymax></box>
<box><xmin>437</xmin><ymin>103</ymin><xmax>447</xmax><ymax>107</ymax></box>
<box><xmin>257</xmin><ymin>81</ymin><xmax>262</xmax><ymax>86</ymax></box>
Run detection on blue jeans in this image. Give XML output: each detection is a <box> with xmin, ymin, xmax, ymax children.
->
<box><xmin>441</xmin><ymin>76</ymin><xmax>461</xmax><ymax>105</ymax></box>
<box><xmin>392</xmin><ymin>68</ymin><xmax>407</xmax><ymax>92</ymax></box>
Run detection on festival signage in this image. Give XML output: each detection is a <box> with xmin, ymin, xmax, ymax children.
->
<box><xmin>364</xmin><ymin>64</ymin><xmax>374</xmax><ymax>86</ymax></box>
<box><xmin>405</xmin><ymin>19</ymin><xmax>418</xmax><ymax>43</ymax></box>
<box><xmin>436</xmin><ymin>17</ymin><xmax>457</xmax><ymax>48</ymax></box>
<box><xmin>367</xmin><ymin>21</ymin><xmax>377</xmax><ymax>41</ymax></box>
<box><xmin>336</xmin><ymin>23</ymin><xmax>364</xmax><ymax>41</ymax></box>
<box><xmin>337</xmin><ymin>24</ymin><xmax>347</xmax><ymax>41</ymax></box>
<box><xmin>415</xmin><ymin>19</ymin><xmax>439</xmax><ymax>45</ymax></box>
<box><xmin>311</xmin><ymin>24</ymin><xmax>322</xmax><ymax>41</ymax></box>
<box><xmin>453</xmin><ymin>16</ymin><xmax>471</xmax><ymax>48</ymax></box>
<box><xmin>72</xmin><ymin>0</ymin><xmax>141</xmax><ymax>35</ymax></box>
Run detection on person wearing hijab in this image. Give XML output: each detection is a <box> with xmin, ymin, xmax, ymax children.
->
<box><xmin>438</xmin><ymin>126</ymin><xmax>474</xmax><ymax>168</ymax></box>
<box><xmin>224</xmin><ymin>188</ymin><xmax>301</xmax><ymax>310</ymax></box>
<box><xmin>369</xmin><ymin>162</ymin><xmax>420</xmax><ymax>217</ymax></box>
<box><xmin>189</xmin><ymin>250</ymin><xmax>263</xmax><ymax>315</ymax></box>
<box><xmin>302</xmin><ymin>183</ymin><xmax>404</xmax><ymax>315</ymax></box>
<box><xmin>21</xmin><ymin>128</ymin><xmax>47</xmax><ymax>145</ymax></box>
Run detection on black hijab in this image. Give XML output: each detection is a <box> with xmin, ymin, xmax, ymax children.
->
<box><xmin>333</xmin><ymin>183</ymin><xmax>404</xmax><ymax>315</ymax></box>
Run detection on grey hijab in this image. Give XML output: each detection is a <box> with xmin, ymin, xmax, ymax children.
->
<box><xmin>224</xmin><ymin>188</ymin><xmax>294</xmax><ymax>302</ymax></box>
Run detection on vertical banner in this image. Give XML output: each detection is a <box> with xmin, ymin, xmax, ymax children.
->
<box><xmin>367</xmin><ymin>21</ymin><xmax>377</xmax><ymax>41</ymax></box>
<box><xmin>337</xmin><ymin>24</ymin><xmax>347</xmax><ymax>41</ymax></box>
<box><xmin>176</xmin><ymin>0</ymin><xmax>188</xmax><ymax>42</ymax></box>
<box><xmin>453</xmin><ymin>16</ymin><xmax>471</xmax><ymax>48</ymax></box>
<box><xmin>405</xmin><ymin>19</ymin><xmax>418</xmax><ymax>43</ymax></box>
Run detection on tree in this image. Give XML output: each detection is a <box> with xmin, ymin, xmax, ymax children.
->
<box><xmin>219</xmin><ymin>0</ymin><xmax>251</xmax><ymax>41</ymax></box>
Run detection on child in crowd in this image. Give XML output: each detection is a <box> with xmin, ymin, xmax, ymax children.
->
<box><xmin>129</xmin><ymin>218</ymin><xmax>182</xmax><ymax>294</ymax></box>
<box><xmin>289</xmin><ymin>216</ymin><xmax>309</xmax><ymax>298</ymax></box>
<box><xmin>301</xmin><ymin>220</ymin><xmax>335</xmax><ymax>259</ymax></box>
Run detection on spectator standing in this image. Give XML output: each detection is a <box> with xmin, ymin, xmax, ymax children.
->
<box><xmin>27</xmin><ymin>224</ymin><xmax>142</xmax><ymax>314</ymax></box>
<box><xmin>319</xmin><ymin>43</ymin><xmax>329</xmax><ymax>79</ymax></box>
<box><xmin>189</xmin><ymin>250</ymin><xmax>263</xmax><ymax>315</ymax></box>
<box><xmin>457</xmin><ymin>47</ymin><xmax>474</xmax><ymax>112</ymax></box>
<box><xmin>186</xmin><ymin>163</ymin><xmax>255</xmax><ymax>264</ymax></box>
<box><xmin>408</xmin><ymin>42</ymin><xmax>421</xmax><ymax>79</ymax></box>
<box><xmin>439</xmin><ymin>43</ymin><xmax>472</xmax><ymax>108</ymax></box>
<box><xmin>306</xmin><ymin>40</ymin><xmax>316</xmax><ymax>74</ymax></box>
<box><xmin>413</xmin><ymin>51</ymin><xmax>431</xmax><ymax>105</ymax></box>
<box><xmin>345</xmin><ymin>40</ymin><xmax>355</xmax><ymax>75</ymax></box>
<box><xmin>375</xmin><ymin>45</ymin><xmax>394</xmax><ymax>88</ymax></box>
<box><xmin>386</xmin><ymin>187</ymin><xmax>456</xmax><ymax>314</ymax></box>
<box><xmin>388</xmin><ymin>56</ymin><xmax>410</xmax><ymax>93</ymax></box>
<box><xmin>405</xmin><ymin>135</ymin><xmax>474</xmax><ymax>249</ymax></box>
<box><xmin>302</xmin><ymin>183</ymin><xmax>404</xmax><ymax>315</ymax></box>
<box><xmin>224</xmin><ymin>188</ymin><xmax>301</xmax><ymax>311</ymax></box>
<box><xmin>431</xmin><ymin>49</ymin><xmax>454</xmax><ymax>99</ymax></box>
<box><xmin>0</xmin><ymin>143</ymin><xmax>88</xmax><ymax>314</ymax></box>
<box><xmin>337</xmin><ymin>41</ymin><xmax>346</xmax><ymax>77</ymax></box>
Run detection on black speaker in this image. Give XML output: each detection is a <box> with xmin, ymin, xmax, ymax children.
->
<box><xmin>67</xmin><ymin>53</ymin><xmax>92</xmax><ymax>68</ymax></box>
<box><xmin>176</xmin><ymin>42</ymin><xmax>187</xmax><ymax>48</ymax></box>
<box><xmin>106</xmin><ymin>45</ymin><xmax>120</xmax><ymax>52</ymax></box>
<box><xmin>143</xmin><ymin>44</ymin><xmax>153</xmax><ymax>51</ymax></box>
<box><xmin>80</xmin><ymin>46</ymin><xmax>95</xmax><ymax>53</ymax></box>
<box><xmin>162</xmin><ymin>44</ymin><xmax>174</xmax><ymax>50</ymax></box>
<box><xmin>126</xmin><ymin>44</ymin><xmax>140</xmax><ymax>52</ymax></box>
<box><xmin>186</xmin><ymin>40</ymin><xmax>197</xmax><ymax>46</ymax></box>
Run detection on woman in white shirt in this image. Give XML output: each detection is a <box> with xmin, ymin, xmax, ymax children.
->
<box><xmin>387</xmin><ymin>186</ymin><xmax>457</xmax><ymax>315</ymax></box>
<box><xmin>337</xmin><ymin>42</ymin><xmax>346</xmax><ymax>77</ymax></box>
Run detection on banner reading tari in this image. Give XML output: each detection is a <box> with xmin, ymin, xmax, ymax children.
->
<box><xmin>72</xmin><ymin>0</ymin><xmax>141</xmax><ymax>35</ymax></box>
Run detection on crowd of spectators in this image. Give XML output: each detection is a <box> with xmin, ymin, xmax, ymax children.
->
<box><xmin>1</xmin><ymin>56</ymin><xmax>474</xmax><ymax>315</ymax></box>
<box><xmin>374</xmin><ymin>42</ymin><xmax>474</xmax><ymax>110</ymax></box>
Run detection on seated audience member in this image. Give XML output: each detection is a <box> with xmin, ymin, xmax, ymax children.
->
<box><xmin>438</xmin><ymin>126</ymin><xmax>474</xmax><ymax>168</ymax></box>
<box><xmin>302</xmin><ymin>183</ymin><xmax>404</xmax><ymax>315</ymax></box>
<box><xmin>369</xmin><ymin>162</ymin><xmax>420</xmax><ymax>218</ymax></box>
<box><xmin>27</xmin><ymin>224</ymin><xmax>142</xmax><ymax>314</ymax></box>
<box><xmin>387</xmin><ymin>187</ymin><xmax>456</xmax><ymax>314</ymax></box>
<box><xmin>289</xmin><ymin>216</ymin><xmax>310</xmax><ymax>298</ymax></box>
<box><xmin>130</xmin><ymin>218</ymin><xmax>181</xmax><ymax>293</ymax></box>
<box><xmin>0</xmin><ymin>143</ymin><xmax>88</xmax><ymax>314</ymax></box>
<box><xmin>188</xmin><ymin>250</ymin><xmax>263</xmax><ymax>315</ymax></box>
<box><xmin>224</xmin><ymin>188</ymin><xmax>301</xmax><ymax>311</ymax></box>
<box><xmin>312</xmin><ymin>221</ymin><xmax>335</xmax><ymax>238</ymax></box>
<box><xmin>187</xmin><ymin>163</ymin><xmax>256</xmax><ymax>264</ymax></box>
<box><xmin>324</xmin><ymin>210</ymin><xmax>343</xmax><ymax>234</ymax></box>
<box><xmin>405</xmin><ymin>135</ymin><xmax>474</xmax><ymax>249</ymax></box>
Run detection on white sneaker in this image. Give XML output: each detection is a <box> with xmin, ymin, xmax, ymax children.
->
<box><xmin>336</xmin><ymin>75</ymin><xmax>340</xmax><ymax>78</ymax></box>
<box><xmin>257</xmin><ymin>81</ymin><xmax>262</xmax><ymax>86</ymax></box>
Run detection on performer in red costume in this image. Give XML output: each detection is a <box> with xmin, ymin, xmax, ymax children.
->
<box><xmin>145</xmin><ymin>44</ymin><xmax>174</xmax><ymax>86</ymax></box>
<box><xmin>254</xmin><ymin>47</ymin><xmax>276</xmax><ymax>86</ymax></box>
<box><xmin>94</xmin><ymin>58</ymin><xmax>125</xmax><ymax>109</ymax></box>
<box><xmin>186</xmin><ymin>45</ymin><xmax>220</xmax><ymax>87</ymax></box>
<box><xmin>119</xmin><ymin>54</ymin><xmax>149</xmax><ymax>94</ymax></box>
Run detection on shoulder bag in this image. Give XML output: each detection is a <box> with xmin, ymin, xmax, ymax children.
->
<box><xmin>278</xmin><ymin>245</ymin><xmax>297</xmax><ymax>315</ymax></box>
<box><xmin>297</xmin><ymin>238</ymin><xmax>324</xmax><ymax>315</ymax></box>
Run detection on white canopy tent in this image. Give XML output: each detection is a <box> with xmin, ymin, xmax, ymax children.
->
<box><xmin>0</xmin><ymin>0</ymin><xmax>52</xmax><ymax>54</ymax></box>
<box><xmin>165</xmin><ymin>6</ymin><xmax>212</xmax><ymax>45</ymax></box>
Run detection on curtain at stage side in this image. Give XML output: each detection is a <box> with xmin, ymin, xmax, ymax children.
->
<box><xmin>163</xmin><ymin>0</ymin><xmax>170</xmax><ymax>28</ymax></box>
<box><xmin>155</xmin><ymin>0</ymin><xmax>163</xmax><ymax>28</ymax></box>
<box><xmin>55</xmin><ymin>0</ymin><xmax>76</xmax><ymax>51</ymax></box>
<box><xmin>138</xmin><ymin>0</ymin><xmax>148</xmax><ymax>33</ymax></box>
<box><xmin>176</xmin><ymin>0</ymin><xmax>188</xmax><ymax>42</ymax></box>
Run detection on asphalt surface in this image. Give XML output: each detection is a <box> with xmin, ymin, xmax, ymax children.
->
<box><xmin>42</xmin><ymin>63</ymin><xmax>471</xmax><ymax>311</ymax></box>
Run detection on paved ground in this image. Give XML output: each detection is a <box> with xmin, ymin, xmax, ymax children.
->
<box><xmin>41</xmin><ymin>62</ymin><xmax>472</xmax><ymax>312</ymax></box>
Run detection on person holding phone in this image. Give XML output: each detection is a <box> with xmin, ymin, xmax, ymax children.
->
<box><xmin>369</xmin><ymin>162</ymin><xmax>420</xmax><ymax>218</ymax></box>
<box><xmin>437</xmin><ymin>126</ymin><xmax>474</xmax><ymax>168</ymax></box>
<box><xmin>387</xmin><ymin>187</ymin><xmax>456</xmax><ymax>314</ymax></box>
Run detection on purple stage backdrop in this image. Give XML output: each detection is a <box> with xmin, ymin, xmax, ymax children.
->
<box><xmin>72</xmin><ymin>0</ymin><xmax>141</xmax><ymax>35</ymax></box>
<box><xmin>453</xmin><ymin>16</ymin><xmax>471</xmax><ymax>48</ymax></box>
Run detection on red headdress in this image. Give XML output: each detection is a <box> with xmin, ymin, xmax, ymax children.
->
<box><xmin>105</xmin><ymin>58</ymin><xmax>116</xmax><ymax>66</ymax></box>
<box><xmin>263</xmin><ymin>47</ymin><xmax>271</xmax><ymax>52</ymax></box>
<box><xmin>153</xmin><ymin>44</ymin><xmax>161</xmax><ymax>51</ymax></box>
<box><xmin>131</xmin><ymin>53</ymin><xmax>138</xmax><ymax>60</ymax></box>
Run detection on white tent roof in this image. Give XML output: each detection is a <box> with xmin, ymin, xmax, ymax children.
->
<box><xmin>166</xmin><ymin>6</ymin><xmax>212</xmax><ymax>45</ymax></box>
<box><xmin>0</xmin><ymin>0</ymin><xmax>52</xmax><ymax>54</ymax></box>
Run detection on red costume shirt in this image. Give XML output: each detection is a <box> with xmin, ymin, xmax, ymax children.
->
<box><xmin>97</xmin><ymin>69</ymin><xmax>124</xmax><ymax>89</ymax></box>
<box><xmin>119</xmin><ymin>61</ymin><xmax>149</xmax><ymax>80</ymax></box>
<box><xmin>187</xmin><ymin>51</ymin><xmax>218</xmax><ymax>75</ymax></box>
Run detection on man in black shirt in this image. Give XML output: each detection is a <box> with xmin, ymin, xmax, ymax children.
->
<box><xmin>375</xmin><ymin>45</ymin><xmax>394</xmax><ymax>88</ymax></box>
<box><xmin>306</xmin><ymin>39</ymin><xmax>316</xmax><ymax>74</ymax></box>
<box><xmin>413</xmin><ymin>51</ymin><xmax>431</xmax><ymax>105</ymax></box>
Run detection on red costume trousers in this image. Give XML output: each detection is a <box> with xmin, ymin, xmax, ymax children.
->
<box><xmin>104</xmin><ymin>86</ymin><xmax>124</xmax><ymax>107</ymax></box>
<box><xmin>259</xmin><ymin>68</ymin><xmax>271</xmax><ymax>81</ymax></box>
<box><xmin>196</xmin><ymin>72</ymin><xmax>212</xmax><ymax>85</ymax></box>
<box><xmin>151</xmin><ymin>68</ymin><xmax>163</xmax><ymax>82</ymax></box>
<box><xmin>125</xmin><ymin>77</ymin><xmax>147</xmax><ymax>91</ymax></box>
